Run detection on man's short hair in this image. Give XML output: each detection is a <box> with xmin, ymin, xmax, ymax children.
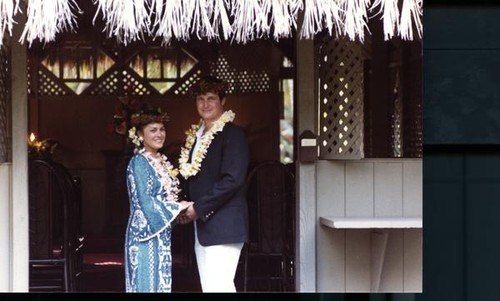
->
<box><xmin>190</xmin><ymin>76</ymin><xmax>229</xmax><ymax>99</ymax></box>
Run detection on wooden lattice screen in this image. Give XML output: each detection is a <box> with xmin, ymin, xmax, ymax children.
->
<box><xmin>209</xmin><ymin>54</ymin><xmax>271</xmax><ymax>93</ymax></box>
<box><xmin>389</xmin><ymin>40</ymin><xmax>423</xmax><ymax>158</ymax></box>
<box><xmin>318</xmin><ymin>38</ymin><xmax>365</xmax><ymax>159</ymax></box>
<box><xmin>317</xmin><ymin>35</ymin><xmax>422</xmax><ymax>160</ymax></box>
<box><xmin>31</xmin><ymin>42</ymin><xmax>272</xmax><ymax>97</ymax></box>
<box><xmin>390</xmin><ymin>62</ymin><xmax>403</xmax><ymax>157</ymax></box>
<box><xmin>37</xmin><ymin>68</ymin><xmax>72</xmax><ymax>95</ymax></box>
<box><xmin>401</xmin><ymin>42</ymin><xmax>423</xmax><ymax>158</ymax></box>
<box><xmin>88</xmin><ymin>69</ymin><xmax>154</xmax><ymax>96</ymax></box>
<box><xmin>0</xmin><ymin>40</ymin><xmax>11</xmax><ymax>163</ymax></box>
<box><xmin>173</xmin><ymin>69</ymin><xmax>202</xmax><ymax>95</ymax></box>
<box><xmin>31</xmin><ymin>42</ymin><xmax>205</xmax><ymax>97</ymax></box>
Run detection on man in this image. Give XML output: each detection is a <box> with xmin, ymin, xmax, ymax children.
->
<box><xmin>177</xmin><ymin>76</ymin><xmax>249</xmax><ymax>292</ymax></box>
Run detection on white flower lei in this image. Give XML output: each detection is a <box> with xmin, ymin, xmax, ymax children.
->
<box><xmin>178</xmin><ymin>110</ymin><xmax>235</xmax><ymax>179</ymax></box>
<box><xmin>140</xmin><ymin>149</ymin><xmax>181</xmax><ymax>202</ymax></box>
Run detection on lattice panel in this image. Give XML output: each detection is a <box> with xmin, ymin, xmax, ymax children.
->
<box><xmin>404</xmin><ymin>104</ymin><xmax>422</xmax><ymax>157</ymax></box>
<box><xmin>391</xmin><ymin>69</ymin><xmax>403</xmax><ymax>157</ymax></box>
<box><xmin>88</xmin><ymin>70</ymin><xmax>119</xmax><ymax>95</ymax></box>
<box><xmin>173</xmin><ymin>69</ymin><xmax>202</xmax><ymax>95</ymax></box>
<box><xmin>38</xmin><ymin>69</ymin><xmax>70</xmax><ymax>96</ymax></box>
<box><xmin>209</xmin><ymin>54</ymin><xmax>271</xmax><ymax>93</ymax></box>
<box><xmin>32</xmin><ymin>41</ymin><xmax>272</xmax><ymax>97</ymax></box>
<box><xmin>87</xmin><ymin>69</ymin><xmax>155</xmax><ymax>96</ymax></box>
<box><xmin>404</xmin><ymin>103</ymin><xmax>422</xmax><ymax>157</ymax></box>
<box><xmin>318</xmin><ymin>39</ymin><xmax>365</xmax><ymax>159</ymax></box>
<box><xmin>403</xmin><ymin>58</ymin><xmax>423</xmax><ymax>158</ymax></box>
<box><xmin>121</xmin><ymin>69</ymin><xmax>154</xmax><ymax>95</ymax></box>
<box><xmin>390</xmin><ymin>40</ymin><xmax>422</xmax><ymax>158</ymax></box>
<box><xmin>27</xmin><ymin>58</ymin><xmax>31</xmax><ymax>95</ymax></box>
<box><xmin>32</xmin><ymin>42</ymin><xmax>202</xmax><ymax>96</ymax></box>
<box><xmin>0</xmin><ymin>41</ymin><xmax>10</xmax><ymax>162</ymax></box>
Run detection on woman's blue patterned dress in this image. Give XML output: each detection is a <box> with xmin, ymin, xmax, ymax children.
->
<box><xmin>124</xmin><ymin>153</ymin><xmax>182</xmax><ymax>292</ymax></box>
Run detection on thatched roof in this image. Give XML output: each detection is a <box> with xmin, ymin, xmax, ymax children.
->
<box><xmin>1</xmin><ymin>0</ymin><xmax>422</xmax><ymax>46</ymax></box>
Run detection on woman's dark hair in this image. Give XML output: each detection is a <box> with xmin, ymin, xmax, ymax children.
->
<box><xmin>131</xmin><ymin>103</ymin><xmax>170</xmax><ymax>132</ymax></box>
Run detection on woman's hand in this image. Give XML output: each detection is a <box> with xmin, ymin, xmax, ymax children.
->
<box><xmin>177</xmin><ymin>200</ymin><xmax>196</xmax><ymax>224</ymax></box>
<box><xmin>179</xmin><ymin>200</ymin><xmax>193</xmax><ymax>210</ymax></box>
<box><xmin>176</xmin><ymin>200</ymin><xmax>194</xmax><ymax>224</ymax></box>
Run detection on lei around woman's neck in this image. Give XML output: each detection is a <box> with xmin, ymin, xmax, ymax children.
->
<box><xmin>139</xmin><ymin>148</ymin><xmax>180</xmax><ymax>202</ymax></box>
<box><xmin>178</xmin><ymin>110</ymin><xmax>235</xmax><ymax>179</ymax></box>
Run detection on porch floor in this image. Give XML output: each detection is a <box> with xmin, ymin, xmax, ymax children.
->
<box><xmin>80</xmin><ymin>233</ymin><xmax>202</xmax><ymax>293</ymax></box>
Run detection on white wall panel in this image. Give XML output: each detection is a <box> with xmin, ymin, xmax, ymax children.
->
<box><xmin>0</xmin><ymin>164</ymin><xmax>11</xmax><ymax>291</ymax></box>
<box><xmin>317</xmin><ymin>227</ymin><xmax>345</xmax><ymax>291</ymax></box>
<box><xmin>316</xmin><ymin>159</ymin><xmax>422</xmax><ymax>292</ymax></box>
<box><xmin>379</xmin><ymin>230</ymin><xmax>404</xmax><ymax>292</ymax></box>
<box><xmin>375</xmin><ymin>163</ymin><xmax>403</xmax><ymax>217</ymax></box>
<box><xmin>345</xmin><ymin>230</ymin><xmax>371</xmax><ymax>291</ymax></box>
<box><xmin>403</xmin><ymin>161</ymin><xmax>423</xmax><ymax>216</ymax></box>
<box><xmin>346</xmin><ymin>162</ymin><xmax>373</xmax><ymax>216</ymax></box>
<box><xmin>403</xmin><ymin>229</ymin><xmax>423</xmax><ymax>292</ymax></box>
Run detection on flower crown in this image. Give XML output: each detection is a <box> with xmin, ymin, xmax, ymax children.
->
<box><xmin>113</xmin><ymin>96</ymin><xmax>169</xmax><ymax>150</ymax></box>
<box><xmin>130</xmin><ymin>110</ymin><xmax>170</xmax><ymax>127</ymax></box>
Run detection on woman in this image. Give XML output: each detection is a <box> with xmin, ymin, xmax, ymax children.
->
<box><xmin>123</xmin><ymin>106</ymin><xmax>192</xmax><ymax>292</ymax></box>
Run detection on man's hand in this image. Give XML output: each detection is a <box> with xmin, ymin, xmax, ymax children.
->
<box><xmin>177</xmin><ymin>203</ymin><xmax>197</xmax><ymax>224</ymax></box>
<box><xmin>179</xmin><ymin>200</ymin><xmax>192</xmax><ymax>210</ymax></box>
<box><xmin>184</xmin><ymin>204</ymin><xmax>198</xmax><ymax>221</ymax></box>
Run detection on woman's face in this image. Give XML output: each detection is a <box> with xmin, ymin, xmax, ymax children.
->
<box><xmin>139</xmin><ymin>122</ymin><xmax>165</xmax><ymax>154</ymax></box>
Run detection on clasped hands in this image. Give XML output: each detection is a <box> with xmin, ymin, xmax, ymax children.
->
<box><xmin>177</xmin><ymin>200</ymin><xmax>197</xmax><ymax>224</ymax></box>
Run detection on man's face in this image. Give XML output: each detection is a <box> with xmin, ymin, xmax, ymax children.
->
<box><xmin>195</xmin><ymin>91</ymin><xmax>226</xmax><ymax>124</ymax></box>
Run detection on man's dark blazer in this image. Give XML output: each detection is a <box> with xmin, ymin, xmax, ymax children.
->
<box><xmin>186</xmin><ymin>122</ymin><xmax>250</xmax><ymax>246</ymax></box>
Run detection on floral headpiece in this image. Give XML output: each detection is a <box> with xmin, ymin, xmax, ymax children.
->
<box><xmin>130</xmin><ymin>110</ymin><xmax>170</xmax><ymax>127</ymax></box>
<box><xmin>189</xmin><ymin>76</ymin><xmax>229</xmax><ymax>99</ymax></box>
<box><xmin>113</xmin><ymin>96</ymin><xmax>169</xmax><ymax>151</ymax></box>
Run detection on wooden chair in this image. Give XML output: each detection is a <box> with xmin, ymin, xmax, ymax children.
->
<box><xmin>28</xmin><ymin>159</ymin><xmax>84</xmax><ymax>292</ymax></box>
<box><xmin>241</xmin><ymin>161</ymin><xmax>295</xmax><ymax>292</ymax></box>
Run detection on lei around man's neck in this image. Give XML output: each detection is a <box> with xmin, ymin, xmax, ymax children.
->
<box><xmin>178</xmin><ymin>110</ymin><xmax>235</xmax><ymax>179</ymax></box>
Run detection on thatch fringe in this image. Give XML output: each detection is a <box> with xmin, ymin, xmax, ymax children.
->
<box><xmin>0</xmin><ymin>0</ymin><xmax>422</xmax><ymax>46</ymax></box>
<box><xmin>0</xmin><ymin>0</ymin><xmax>19</xmax><ymax>44</ymax></box>
<box><xmin>19</xmin><ymin>0</ymin><xmax>80</xmax><ymax>46</ymax></box>
<box><xmin>212</xmin><ymin>0</ymin><xmax>232</xmax><ymax>41</ymax></box>
<box><xmin>93</xmin><ymin>0</ymin><xmax>151</xmax><ymax>45</ymax></box>
<box><xmin>342</xmin><ymin>0</ymin><xmax>370</xmax><ymax>42</ymax></box>
<box><xmin>399</xmin><ymin>0</ymin><xmax>422</xmax><ymax>40</ymax></box>
<box><xmin>371</xmin><ymin>0</ymin><xmax>399</xmax><ymax>40</ymax></box>
<box><xmin>154</xmin><ymin>0</ymin><xmax>190</xmax><ymax>43</ymax></box>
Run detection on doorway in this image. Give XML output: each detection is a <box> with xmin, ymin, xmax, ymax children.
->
<box><xmin>27</xmin><ymin>34</ymin><xmax>296</xmax><ymax>292</ymax></box>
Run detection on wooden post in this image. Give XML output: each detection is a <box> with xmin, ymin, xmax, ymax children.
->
<box><xmin>10</xmin><ymin>6</ymin><xmax>29</xmax><ymax>291</ymax></box>
<box><xmin>295</xmin><ymin>14</ymin><xmax>317</xmax><ymax>292</ymax></box>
